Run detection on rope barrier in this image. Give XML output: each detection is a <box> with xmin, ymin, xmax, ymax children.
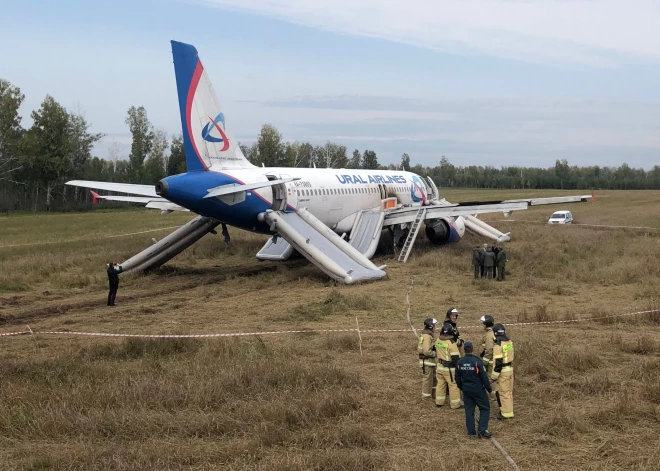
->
<box><xmin>1</xmin><ymin>308</ymin><xmax>657</xmax><ymax>340</ymax></box>
<box><xmin>0</xmin><ymin>226</ymin><xmax>183</xmax><ymax>249</ymax></box>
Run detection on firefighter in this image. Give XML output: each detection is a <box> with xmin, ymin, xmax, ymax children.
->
<box><xmin>479</xmin><ymin>315</ymin><xmax>495</xmax><ymax>374</ymax></box>
<box><xmin>418</xmin><ymin>318</ymin><xmax>438</xmax><ymax>399</ymax></box>
<box><xmin>434</xmin><ymin>322</ymin><xmax>462</xmax><ymax>409</ymax></box>
<box><xmin>491</xmin><ymin>323</ymin><xmax>515</xmax><ymax>419</ymax></box>
<box><xmin>455</xmin><ymin>341</ymin><xmax>493</xmax><ymax>438</ymax></box>
<box><xmin>106</xmin><ymin>262</ymin><xmax>123</xmax><ymax>306</ymax></box>
<box><xmin>444</xmin><ymin>307</ymin><xmax>464</xmax><ymax>353</ymax></box>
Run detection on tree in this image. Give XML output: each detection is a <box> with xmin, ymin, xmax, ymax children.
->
<box><xmin>21</xmin><ymin>95</ymin><xmax>72</xmax><ymax>210</ymax></box>
<box><xmin>296</xmin><ymin>142</ymin><xmax>315</xmax><ymax>168</ymax></box>
<box><xmin>69</xmin><ymin>108</ymin><xmax>103</xmax><ymax>182</ymax></box>
<box><xmin>284</xmin><ymin>141</ymin><xmax>302</xmax><ymax>167</ymax></box>
<box><xmin>143</xmin><ymin>128</ymin><xmax>168</xmax><ymax>183</ymax></box>
<box><xmin>318</xmin><ymin>141</ymin><xmax>348</xmax><ymax>168</ymax></box>
<box><xmin>361</xmin><ymin>149</ymin><xmax>378</xmax><ymax>169</ymax></box>
<box><xmin>168</xmin><ymin>134</ymin><xmax>186</xmax><ymax>175</ymax></box>
<box><xmin>348</xmin><ymin>149</ymin><xmax>361</xmax><ymax>169</ymax></box>
<box><xmin>125</xmin><ymin>106</ymin><xmax>154</xmax><ymax>182</ymax></box>
<box><xmin>401</xmin><ymin>153</ymin><xmax>410</xmax><ymax>170</ymax></box>
<box><xmin>256</xmin><ymin>124</ymin><xmax>286</xmax><ymax>167</ymax></box>
<box><xmin>0</xmin><ymin>79</ymin><xmax>25</xmax><ymax>183</ymax></box>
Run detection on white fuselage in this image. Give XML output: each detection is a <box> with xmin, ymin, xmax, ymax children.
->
<box><xmin>209</xmin><ymin>166</ymin><xmax>428</xmax><ymax>233</ymax></box>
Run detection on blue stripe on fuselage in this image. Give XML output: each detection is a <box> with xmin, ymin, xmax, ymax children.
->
<box><xmin>161</xmin><ymin>172</ymin><xmax>276</xmax><ymax>233</ymax></box>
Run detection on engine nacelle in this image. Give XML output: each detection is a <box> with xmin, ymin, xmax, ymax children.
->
<box><xmin>424</xmin><ymin>216</ymin><xmax>465</xmax><ymax>245</ymax></box>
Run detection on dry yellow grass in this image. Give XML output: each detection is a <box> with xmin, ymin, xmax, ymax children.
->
<box><xmin>1</xmin><ymin>189</ymin><xmax>660</xmax><ymax>470</ymax></box>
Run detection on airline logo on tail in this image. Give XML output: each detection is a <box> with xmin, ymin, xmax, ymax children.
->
<box><xmin>411</xmin><ymin>175</ymin><xmax>427</xmax><ymax>204</ymax></box>
<box><xmin>202</xmin><ymin>113</ymin><xmax>230</xmax><ymax>151</ymax></box>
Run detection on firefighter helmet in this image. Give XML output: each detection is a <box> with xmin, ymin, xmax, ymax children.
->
<box><xmin>423</xmin><ymin>318</ymin><xmax>438</xmax><ymax>330</ymax></box>
<box><xmin>480</xmin><ymin>315</ymin><xmax>494</xmax><ymax>328</ymax></box>
<box><xmin>493</xmin><ymin>323</ymin><xmax>506</xmax><ymax>336</ymax></box>
<box><xmin>440</xmin><ymin>322</ymin><xmax>455</xmax><ymax>336</ymax></box>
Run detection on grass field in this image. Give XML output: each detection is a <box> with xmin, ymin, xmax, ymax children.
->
<box><xmin>1</xmin><ymin>189</ymin><xmax>660</xmax><ymax>470</ymax></box>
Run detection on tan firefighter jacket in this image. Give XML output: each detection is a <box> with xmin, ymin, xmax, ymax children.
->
<box><xmin>434</xmin><ymin>335</ymin><xmax>461</xmax><ymax>369</ymax></box>
<box><xmin>481</xmin><ymin>328</ymin><xmax>495</xmax><ymax>369</ymax></box>
<box><xmin>491</xmin><ymin>338</ymin><xmax>514</xmax><ymax>381</ymax></box>
<box><xmin>418</xmin><ymin>329</ymin><xmax>436</xmax><ymax>368</ymax></box>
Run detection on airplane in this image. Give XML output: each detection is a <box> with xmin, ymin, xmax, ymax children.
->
<box><xmin>66</xmin><ymin>40</ymin><xmax>592</xmax><ymax>284</ymax></box>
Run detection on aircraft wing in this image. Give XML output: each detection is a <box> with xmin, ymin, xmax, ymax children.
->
<box><xmin>503</xmin><ymin>195</ymin><xmax>592</xmax><ymax>205</ymax></box>
<box><xmin>384</xmin><ymin>201</ymin><xmax>529</xmax><ymax>226</ymax></box>
<box><xmin>66</xmin><ymin>180</ymin><xmax>158</xmax><ymax>197</ymax></box>
<box><xmin>385</xmin><ymin>194</ymin><xmax>592</xmax><ymax>226</ymax></box>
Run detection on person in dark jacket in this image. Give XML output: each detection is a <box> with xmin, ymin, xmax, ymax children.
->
<box><xmin>479</xmin><ymin>243</ymin><xmax>487</xmax><ymax>277</ymax></box>
<box><xmin>472</xmin><ymin>246</ymin><xmax>482</xmax><ymax>279</ymax></box>
<box><xmin>455</xmin><ymin>341</ymin><xmax>493</xmax><ymax>438</ymax></box>
<box><xmin>491</xmin><ymin>244</ymin><xmax>500</xmax><ymax>278</ymax></box>
<box><xmin>106</xmin><ymin>262</ymin><xmax>123</xmax><ymax>306</ymax></box>
<box><xmin>496</xmin><ymin>245</ymin><xmax>508</xmax><ymax>281</ymax></box>
<box><xmin>483</xmin><ymin>248</ymin><xmax>496</xmax><ymax>279</ymax></box>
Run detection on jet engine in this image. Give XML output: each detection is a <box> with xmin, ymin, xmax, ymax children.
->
<box><xmin>424</xmin><ymin>216</ymin><xmax>466</xmax><ymax>245</ymax></box>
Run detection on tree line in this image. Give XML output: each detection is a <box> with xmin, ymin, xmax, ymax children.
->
<box><xmin>2</xmin><ymin>78</ymin><xmax>659</xmax><ymax>212</ymax></box>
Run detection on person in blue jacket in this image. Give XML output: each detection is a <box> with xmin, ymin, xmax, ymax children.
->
<box><xmin>455</xmin><ymin>341</ymin><xmax>493</xmax><ymax>438</ymax></box>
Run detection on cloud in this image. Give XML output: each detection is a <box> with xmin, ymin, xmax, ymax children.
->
<box><xmin>199</xmin><ymin>0</ymin><xmax>660</xmax><ymax>67</ymax></box>
<box><xmin>255</xmin><ymin>95</ymin><xmax>660</xmax><ymax>167</ymax></box>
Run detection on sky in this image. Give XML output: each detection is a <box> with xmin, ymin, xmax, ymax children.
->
<box><xmin>1</xmin><ymin>0</ymin><xmax>659</xmax><ymax>169</ymax></box>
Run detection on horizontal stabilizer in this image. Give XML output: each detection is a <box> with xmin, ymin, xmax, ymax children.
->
<box><xmin>66</xmin><ymin>180</ymin><xmax>158</xmax><ymax>197</ymax></box>
<box><xmin>204</xmin><ymin>177</ymin><xmax>299</xmax><ymax>198</ymax></box>
<box><xmin>93</xmin><ymin>195</ymin><xmax>161</xmax><ymax>204</ymax></box>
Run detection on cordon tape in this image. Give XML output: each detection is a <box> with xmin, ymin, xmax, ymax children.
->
<box><xmin>1</xmin><ymin>308</ymin><xmax>658</xmax><ymax>340</ymax></box>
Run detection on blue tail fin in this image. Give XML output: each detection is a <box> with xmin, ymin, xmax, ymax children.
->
<box><xmin>171</xmin><ymin>40</ymin><xmax>254</xmax><ymax>171</ymax></box>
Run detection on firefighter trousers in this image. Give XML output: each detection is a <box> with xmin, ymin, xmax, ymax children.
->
<box><xmin>420</xmin><ymin>361</ymin><xmax>436</xmax><ymax>398</ymax></box>
<box><xmin>435</xmin><ymin>366</ymin><xmax>461</xmax><ymax>408</ymax></box>
<box><xmin>495</xmin><ymin>369</ymin><xmax>514</xmax><ymax>418</ymax></box>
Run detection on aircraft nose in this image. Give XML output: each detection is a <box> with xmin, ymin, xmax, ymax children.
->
<box><xmin>155</xmin><ymin>180</ymin><xmax>169</xmax><ymax>197</ymax></box>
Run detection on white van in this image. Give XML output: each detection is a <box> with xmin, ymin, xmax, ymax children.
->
<box><xmin>548</xmin><ymin>210</ymin><xmax>573</xmax><ymax>224</ymax></box>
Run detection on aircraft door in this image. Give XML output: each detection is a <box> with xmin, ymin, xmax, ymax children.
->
<box><xmin>267</xmin><ymin>174</ymin><xmax>288</xmax><ymax>211</ymax></box>
<box><xmin>378</xmin><ymin>183</ymin><xmax>387</xmax><ymax>200</ymax></box>
<box><xmin>285</xmin><ymin>181</ymin><xmax>298</xmax><ymax>211</ymax></box>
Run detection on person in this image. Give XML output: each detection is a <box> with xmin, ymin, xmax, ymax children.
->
<box><xmin>479</xmin><ymin>315</ymin><xmax>495</xmax><ymax>375</ymax></box>
<box><xmin>472</xmin><ymin>246</ymin><xmax>482</xmax><ymax>279</ymax></box>
<box><xmin>444</xmin><ymin>307</ymin><xmax>464</xmax><ymax>353</ymax></box>
<box><xmin>491</xmin><ymin>323</ymin><xmax>515</xmax><ymax>420</ymax></box>
<box><xmin>496</xmin><ymin>244</ymin><xmax>508</xmax><ymax>281</ymax></box>
<box><xmin>483</xmin><ymin>247</ymin><xmax>496</xmax><ymax>279</ymax></box>
<box><xmin>456</xmin><ymin>341</ymin><xmax>493</xmax><ymax>438</ymax></box>
<box><xmin>434</xmin><ymin>322</ymin><xmax>462</xmax><ymax>409</ymax></box>
<box><xmin>106</xmin><ymin>262</ymin><xmax>123</xmax><ymax>306</ymax></box>
<box><xmin>491</xmin><ymin>243</ymin><xmax>500</xmax><ymax>279</ymax></box>
<box><xmin>221</xmin><ymin>223</ymin><xmax>231</xmax><ymax>248</ymax></box>
<box><xmin>480</xmin><ymin>243</ymin><xmax>488</xmax><ymax>277</ymax></box>
<box><xmin>418</xmin><ymin>318</ymin><xmax>438</xmax><ymax>399</ymax></box>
